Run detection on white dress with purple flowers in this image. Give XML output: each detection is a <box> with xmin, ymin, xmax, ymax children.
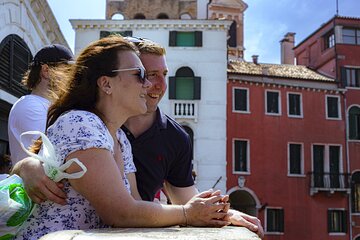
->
<box><xmin>15</xmin><ymin>110</ymin><xmax>136</xmax><ymax>240</ymax></box>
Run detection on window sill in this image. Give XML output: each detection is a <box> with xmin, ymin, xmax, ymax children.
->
<box><xmin>328</xmin><ymin>232</ymin><xmax>346</xmax><ymax>236</ymax></box>
<box><xmin>232</xmin><ymin>110</ymin><xmax>251</xmax><ymax>114</ymax></box>
<box><xmin>265</xmin><ymin>112</ymin><xmax>282</xmax><ymax>116</ymax></box>
<box><xmin>265</xmin><ymin>232</ymin><xmax>284</xmax><ymax>235</ymax></box>
<box><xmin>326</xmin><ymin>117</ymin><xmax>342</xmax><ymax>121</ymax></box>
<box><xmin>232</xmin><ymin>171</ymin><xmax>251</xmax><ymax>175</ymax></box>
<box><xmin>288</xmin><ymin>114</ymin><xmax>303</xmax><ymax>119</ymax></box>
<box><xmin>345</xmin><ymin>86</ymin><xmax>360</xmax><ymax>90</ymax></box>
<box><xmin>287</xmin><ymin>174</ymin><xmax>306</xmax><ymax>178</ymax></box>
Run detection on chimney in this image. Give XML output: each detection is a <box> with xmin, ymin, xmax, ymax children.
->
<box><xmin>252</xmin><ymin>55</ymin><xmax>259</xmax><ymax>64</ymax></box>
<box><xmin>280</xmin><ymin>32</ymin><xmax>295</xmax><ymax>65</ymax></box>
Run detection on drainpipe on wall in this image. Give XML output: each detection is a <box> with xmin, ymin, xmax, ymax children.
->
<box><xmin>333</xmin><ymin>15</ymin><xmax>352</xmax><ymax>239</ymax></box>
<box><xmin>206</xmin><ymin>0</ymin><xmax>212</xmax><ymax>20</ymax></box>
<box><xmin>343</xmin><ymin>93</ymin><xmax>352</xmax><ymax>240</ymax></box>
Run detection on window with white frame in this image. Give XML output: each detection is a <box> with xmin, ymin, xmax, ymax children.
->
<box><xmin>341</xmin><ymin>67</ymin><xmax>360</xmax><ymax>88</ymax></box>
<box><xmin>324</xmin><ymin>31</ymin><xmax>335</xmax><ymax>49</ymax></box>
<box><xmin>233</xmin><ymin>139</ymin><xmax>249</xmax><ymax>173</ymax></box>
<box><xmin>312</xmin><ymin>144</ymin><xmax>343</xmax><ymax>189</ymax></box>
<box><xmin>233</xmin><ymin>87</ymin><xmax>249</xmax><ymax>113</ymax></box>
<box><xmin>326</xmin><ymin>95</ymin><xmax>341</xmax><ymax>120</ymax></box>
<box><xmin>288</xmin><ymin>143</ymin><xmax>303</xmax><ymax>175</ymax></box>
<box><xmin>266</xmin><ymin>90</ymin><xmax>281</xmax><ymax>115</ymax></box>
<box><xmin>349</xmin><ymin>106</ymin><xmax>360</xmax><ymax>140</ymax></box>
<box><xmin>328</xmin><ymin>209</ymin><xmax>347</xmax><ymax>234</ymax></box>
<box><xmin>287</xmin><ymin>93</ymin><xmax>302</xmax><ymax>117</ymax></box>
<box><xmin>266</xmin><ymin>207</ymin><xmax>284</xmax><ymax>233</ymax></box>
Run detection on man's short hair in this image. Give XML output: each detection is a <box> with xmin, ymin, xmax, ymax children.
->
<box><xmin>124</xmin><ymin>36</ymin><xmax>166</xmax><ymax>56</ymax></box>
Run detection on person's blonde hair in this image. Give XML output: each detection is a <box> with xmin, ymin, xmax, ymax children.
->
<box><xmin>136</xmin><ymin>40</ymin><xmax>166</xmax><ymax>56</ymax></box>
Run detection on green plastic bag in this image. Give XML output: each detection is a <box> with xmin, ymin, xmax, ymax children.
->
<box><xmin>0</xmin><ymin>175</ymin><xmax>34</xmax><ymax>240</ymax></box>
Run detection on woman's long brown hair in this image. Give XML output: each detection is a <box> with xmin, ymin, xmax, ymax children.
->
<box><xmin>47</xmin><ymin>35</ymin><xmax>138</xmax><ymax>128</ymax></box>
<box><xmin>29</xmin><ymin>36</ymin><xmax>138</xmax><ymax>154</ymax></box>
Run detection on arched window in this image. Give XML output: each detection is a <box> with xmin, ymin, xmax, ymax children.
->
<box><xmin>180</xmin><ymin>13</ymin><xmax>192</xmax><ymax>19</ymax></box>
<box><xmin>351</xmin><ymin>172</ymin><xmax>360</xmax><ymax>212</ymax></box>
<box><xmin>0</xmin><ymin>34</ymin><xmax>31</xmax><ymax>97</ymax></box>
<box><xmin>169</xmin><ymin>67</ymin><xmax>201</xmax><ymax>100</ymax></box>
<box><xmin>229</xmin><ymin>190</ymin><xmax>257</xmax><ymax>216</ymax></box>
<box><xmin>134</xmin><ymin>13</ymin><xmax>146</xmax><ymax>19</ymax></box>
<box><xmin>111</xmin><ymin>13</ymin><xmax>125</xmax><ymax>20</ymax></box>
<box><xmin>157</xmin><ymin>13</ymin><xmax>169</xmax><ymax>19</ymax></box>
<box><xmin>349</xmin><ymin>106</ymin><xmax>360</xmax><ymax>140</ymax></box>
<box><xmin>228</xmin><ymin>20</ymin><xmax>237</xmax><ymax>47</ymax></box>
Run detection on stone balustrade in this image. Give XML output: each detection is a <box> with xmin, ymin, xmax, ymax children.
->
<box><xmin>40</xmin><ymin>226</ymin><xmax>261</xmax><ymax>240</ymax></box>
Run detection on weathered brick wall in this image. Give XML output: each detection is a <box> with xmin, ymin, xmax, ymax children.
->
<box><xmin>106</xmin><ymin>0</ymin><xmax>197</xmax><ymax>20</ymax></box>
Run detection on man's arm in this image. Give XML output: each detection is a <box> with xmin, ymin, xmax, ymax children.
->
<box><xmin>11</xmin><ymin>157</ymin><xmax>67</xmax><ymax>205</ymax></box>
<box><xmin>163</xmin><ymin>181</ymin><xmax>198</xmax><ymax>204</ymax></box>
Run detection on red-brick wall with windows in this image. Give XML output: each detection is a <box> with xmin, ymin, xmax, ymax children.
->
<box><xmin>226</xmin><ymin>79</ymin><xmax>348</xmax><ymax>240</ymax></box>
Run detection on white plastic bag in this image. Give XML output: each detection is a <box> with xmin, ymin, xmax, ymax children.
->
<box><xmin>19</xmin><ymin>131</ymin><xmax>87</xmax><ymax>182</ymax></box>
<box><xmin>0</xmin><ymin>175</ymin><xmax>34</xmax><ymax>240</ymax></box>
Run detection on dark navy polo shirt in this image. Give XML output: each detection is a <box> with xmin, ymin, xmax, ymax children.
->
<box><xmin>121</xmin><ymin>108</ymin><xmax>194</xmax><ymax>201</ymax></box>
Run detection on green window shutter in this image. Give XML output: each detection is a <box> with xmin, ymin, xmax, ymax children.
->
<box><xmin>193</xmin><ymin>77</ymin><xmax>201</xmax><ymax>100</ymax></box>
<box><xmin>279</xmin><ymin>209</ymin><xmax>284</xmax><ymax>232</ymax></box>
<box><xmin>195</xmin><ymin>31</ymin><xmax>203</xmax><ymax>47</ymax></box>
<box><xmin>176</xmin><ymin>32</ymin><xmax>195</xmax><ymax>46</ymax></box>
<box><xmin>169</xmin><ymin>31</ymin><xmax>177</xmax><ymax>46</ymax></box>
<box><xmin>168</xmin><ymin>76</ymin><xmax>176</xmax><ymax>99</ymax></box>
<box><xmin>100</xmin><ymin>31</ymin><xmax>110</xmax><ymax>38</ymax></box>
<box><xmin>176</xmin><ymin>77</ymin><xmax>194</xmax><ymax>100</ymax></box>
<box><xmin>234</xmin><ymin>140</ymin><xmax>247</xmax><ymax>172</ymax></box>
<box><xmin>289</xmin><ymin>144</ymin><xmax>301</xmax><ymax>174</ymax></box>
<box><xmin>234</xmin><ymin>89</ymin><xmax>247</xmax><ymax>111</ymax></box>
<box><xmin>349</xmin><ymin>107</ymin><xmax>360</xmax><ymax>140</ymax></box>
<box><xmin>340</xmin><ymin>67</ymin><xmax>347</xmax><ymax>87</ymax></box>
<box><xmin>327</xmin><ymin>97</ymin><xmax>339</xmax><ymax>118</ymax></box>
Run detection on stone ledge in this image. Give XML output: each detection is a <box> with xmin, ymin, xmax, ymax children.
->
<box><xmin>39</xmin><ymin>226</ymin><xmax>261</xmax><ymax>240</ymax></box>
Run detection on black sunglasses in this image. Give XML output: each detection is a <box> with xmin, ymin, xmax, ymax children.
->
<box><xmin>111</xmin><ymin>67</ymin><xmax>147</xmax><ymax>84</ymax></box>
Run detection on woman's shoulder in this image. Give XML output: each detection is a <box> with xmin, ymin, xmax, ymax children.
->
<box><xmin>48</xmin><ymin>110</ymin><xmax>109</xmax><ymax>138</ymax></box>
<box><xmin>52</xmin><ymin>110</ymin><xmax>105</xmax><ymax>129</ymax></box>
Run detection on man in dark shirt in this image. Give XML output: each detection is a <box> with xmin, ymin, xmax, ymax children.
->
<box><xmin>12</xmin><ymin>37</ymin><xmax>263</xmax><ymax>238</ymax></box>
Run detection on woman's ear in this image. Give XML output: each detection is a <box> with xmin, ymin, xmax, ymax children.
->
<box><xmin>97</xmin><ymin>76</ymin><xmax>112</xmax><ymax>95</ymax></box>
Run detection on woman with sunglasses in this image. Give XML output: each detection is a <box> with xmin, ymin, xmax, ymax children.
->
<box><xmin>15</xmin><ymin>36</ymin><xmax>230</xmax><ymax>240</ymax></box>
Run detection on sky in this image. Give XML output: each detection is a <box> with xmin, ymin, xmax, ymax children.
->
<box><xmin>47</xmin><ymin>0</ymin><xmax>360</xmax><ymax>64</ymax></box>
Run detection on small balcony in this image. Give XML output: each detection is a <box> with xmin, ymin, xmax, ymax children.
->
<box><xmin>309</xmin><ymin>172</ymin><xmax>351</xmax><ymax>196</ymax></box>
<box><xmin>170</xmin><ymin>100</ymin><xmax>198</xmax><ymax>122</ymax></box>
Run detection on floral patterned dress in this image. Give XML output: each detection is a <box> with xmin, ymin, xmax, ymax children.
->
<box><xmin>15</xmin><ymin>110</ymin><xmax>136</xmax><ymax>240</ymax></box>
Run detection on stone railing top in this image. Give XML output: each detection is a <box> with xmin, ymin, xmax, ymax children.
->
<box><xmin>39</xmin><ymin>226</ymin><xmax>261</xmax><ymax>240</ymax></box>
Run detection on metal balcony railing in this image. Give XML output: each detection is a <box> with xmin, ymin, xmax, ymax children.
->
<box><xmin>171</xmin><ymin>100</ymin><xmax>198</xmax><ymax>121</ymax></box>
<box><xmin>309</xmin><ymin>172</ymin><xmax>350</xmax><ymax>196</ymax></box>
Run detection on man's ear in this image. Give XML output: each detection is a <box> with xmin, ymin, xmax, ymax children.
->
<box><xmin>97</xmin><ymin>76</ymin><xmax>112</xmax><ymax>95</ymax></box>
<box><xmin>40</xmin><ymin>64</ymin><xmax>50</xmax><ymax>80</ymax></box>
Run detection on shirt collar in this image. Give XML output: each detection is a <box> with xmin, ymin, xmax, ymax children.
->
<box><xmin>155</xmin><ymin>108</ymin><xmax>167</xmax><ymax>129</ymax></box>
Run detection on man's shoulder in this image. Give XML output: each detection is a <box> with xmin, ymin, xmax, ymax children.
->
<box><xmin>9</xmin><ymin>95</ymin><xmax>48</xmax><ymax>116</ymax></box>
<box><xmin>160</xmin><ymin>112</ymin><xmax>189</xmax><ymax>140</ymax></box>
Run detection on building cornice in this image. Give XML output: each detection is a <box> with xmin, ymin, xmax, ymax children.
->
<box><xmin>70</xmin><ymin>19</ymin><xmax>233</xmax><ymax>31</ymax></box>
<box><xmin>27</xmin><ymin>0</ymin><xmax>69</xmax><ymax>48</ymax></box>
<box><xmin>227</xmin><ymin>75</ymin><xmax>346</xmax><ymax>93</ymax></box>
